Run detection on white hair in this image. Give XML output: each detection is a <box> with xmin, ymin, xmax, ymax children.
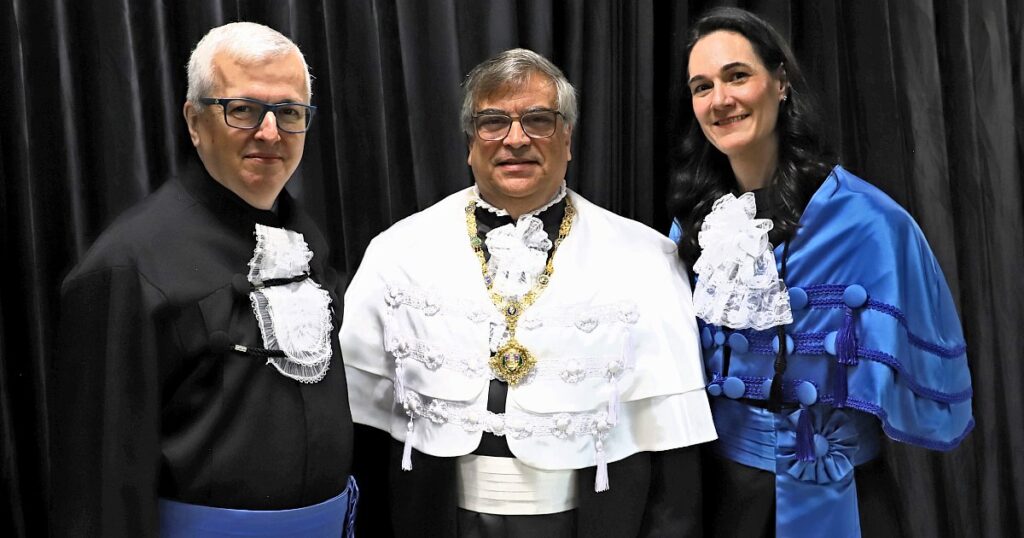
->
<box><xmin>186</xmin><ymin>22</ymin><xmax>311</xmax><ymax>106</ymax></box>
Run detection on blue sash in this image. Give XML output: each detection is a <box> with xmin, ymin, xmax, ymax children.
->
<box><xmin>713</xmin><ymin>399</ymin><xmax>879</xmax><ymax>538</ymax></box>
<box><xmin>159</xmin><ymin>476</ymin><xmax>358</xmax><ymax>538</ymax></box>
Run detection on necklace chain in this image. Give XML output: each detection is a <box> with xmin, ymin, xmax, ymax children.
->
<box><xmin>465</xmin><ymin>196</ymin><xmax>576</xmax><ymax>385</ymax></box>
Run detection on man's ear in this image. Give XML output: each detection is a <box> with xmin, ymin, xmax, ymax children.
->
<box><xmin>564</xmin><ymin>124</ymin><xmax>573</xmax><ymax>162</ymax></box>
<box><xmin>466</xmin><ymin>136</ymin><xmax>475</xmax><ymax>166</ymax></box>
<box><xmin>183</xmin><ymin>102</ymin><xmax>202</xmax><ymax>147</ymax></box>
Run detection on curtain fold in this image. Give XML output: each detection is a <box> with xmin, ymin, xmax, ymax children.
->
<box><xmin>2</xmin><ymin>1</ymin><xmax>1021</xmax><ymax>536</ymax></box>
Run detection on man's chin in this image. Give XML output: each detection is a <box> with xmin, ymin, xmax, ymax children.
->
<box><xmin>492</xmin><ymin>171</ymin><xmax>546</xmax><ymax>185</ymax></box>
<box><xmin>237</xmin><ymin>172</ymin><xmax>289</xmax><ymax>197</ymax></box>
<box><xmin>488</xmin><ymin>176</ymin><xmax>542</xmax><ymax>196</ymax></box>
<box><xmin>482</xmin><ymin>176</ymin><xmax>563</xmax><ymax>204</ymax></box>
<box><xmin>495</xmin><ymin>161</ymin><xmax>541</xmax><ymax>176</ymax></box>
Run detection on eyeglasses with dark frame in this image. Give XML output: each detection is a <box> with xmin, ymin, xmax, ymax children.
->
<box><xmin>199</xmin><ymin>97</ymin><xmax>317</xmax><ymax>133</ymax></box>
<box><xmin>472</xmin><ymin>110</ymin><xmax>564</xmax><ymax>141</ymax></box>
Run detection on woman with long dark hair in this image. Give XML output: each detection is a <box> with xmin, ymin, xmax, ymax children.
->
<box><xmin>669</xmin><ymin>8</ymin><xmax>973</xmax><ymax>537</ymax></box>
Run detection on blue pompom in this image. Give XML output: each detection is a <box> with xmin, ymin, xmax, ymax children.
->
<box><xmin>796</xmin><ymin>381</ymin><xmax>818</xmax><ymax>406</ymax></box>
<box><xmin>722</xmin><ymin>377</ymin><xmax>746</xmax><ymax>399</ymax></box>
<box><xmin>789</xmin><ymin>287</ymin><xmax>808</xmax><ymax>310</ymax></box>
<box><xmin>824</xmin><ymin>331</ymin><xmax>837</xmax><ymax>355</ymax></box>
<box><xmin>843</xmin><ymin>284</ymin><xmax>868</xmax><ymax>308</ymax></box>
<box><xmin>728</xmin><ymin>332</ymin><xmax>750</xmax><ymax>354</ymax></box>
<box><xmin>772</xmin><ymin>334</ymin><xmax>794</xmax><ymax>354</ymax></box>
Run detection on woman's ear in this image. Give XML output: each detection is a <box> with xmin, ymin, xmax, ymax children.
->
<box><xmin>775</xmin><ymin>64</ymin><xmax>790</xmax><ymax>100</ymax></box>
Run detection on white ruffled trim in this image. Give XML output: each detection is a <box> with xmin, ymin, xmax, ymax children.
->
<box><xmin>248</xmin><ymin>224</ymin><xmax>333</xmax><ymax>383</ymax></box>
<box><xmin>383</xmin><ymin>285</ymin><xmax>640</xmax><ymax>384</ymax></box>
<box><xmin>472</xmin><ymin>181</ymin><xmax>568</xmax><ymax>217</ymax></box>
<box><xmin>692</xmin><ymin>192</ymin><xmax>793</xmax><ymax>330</ymax></box>
<box><xmin>398</xmin><ymin>390</ymin><xmax>615</xmax><ymax>490</ymax></box>
<box><xmin>484</xmin><ymin>215</ymin><xmax>551</xmax><ymax>299</ymax></box>
<box><xmin>472</xmin><ymin>183</ymin><xmax>567</xmax><ymax>299</ymax></box>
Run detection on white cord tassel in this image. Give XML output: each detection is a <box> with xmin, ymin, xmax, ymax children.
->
<box><xmin>607</xmin><ymin>383</ymin><xmax>619</xmax><ymax>425</ymax></box>
<box><xmin>401</xmin><ymin>419</ymin><xmax>415</xmax><ymax>471</ymax></box>
<box><xmin>393</xmin><ymin>359</ymin><xmax>407</xmax><ymax>406</ymax></box>
<box><xmin>394</xmin><ymin>376</ymin><xmax>406</xmax><ymax>407</ymax></box>
<box><xmin>594</xmin><ymin>440</ymin><xmax>609</xmax><ymax>492</ymax></box>
<box><xmin>622</xmin><ymin>327</ymin><xmax>636</xmax><ymax>368</ymax></box>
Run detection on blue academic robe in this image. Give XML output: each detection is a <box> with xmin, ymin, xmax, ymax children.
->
<box><xmin>673</xmin><ymin>166</ymin><xmax>972</xmax><ymax>537</ymax></box>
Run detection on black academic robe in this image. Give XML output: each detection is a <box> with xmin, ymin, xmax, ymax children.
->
<box><xmin>49</xmin><ymin>163</ymin><xmax>353</xmax><ymax>537</ymax></box>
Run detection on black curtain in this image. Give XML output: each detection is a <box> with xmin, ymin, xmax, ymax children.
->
<box><xmin>2</xmin><ymin>1</ymin><xmax>1021</xmax><ymax>536</ymax></box>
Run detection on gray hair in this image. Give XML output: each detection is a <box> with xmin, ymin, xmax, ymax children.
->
<box><xmin>186</xmin><ymin>22</ymin><xmax>311</xmax><ymax>107</ymax></box>
<box><xmin>460</xmin><ymin>48</ymin><xmax>578</xmax><ymax>136</ymax></box>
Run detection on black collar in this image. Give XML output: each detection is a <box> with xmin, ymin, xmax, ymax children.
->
<box><xmin>176</xmin><ymin>159</ymin><xmax>293</xmax><ymax>231</ymax></box>
<box><xmin>473</xmin><ymin>198</ymin><xmax>568</xmax><ymax>246</ymax></box>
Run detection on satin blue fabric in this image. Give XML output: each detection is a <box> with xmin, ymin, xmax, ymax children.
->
<box><xmin>672</xmin><ymin>166</ymin><xmax>973</xmax><ymax>536</ymax></box>
<box><xmin>159</xmin><ymin>475</ymin><xmax>359</xmax><ymax>537</ymax></box>
<box><xmin>712</xmin><ymin>398</ymin><xmax>877</xmax><ymax>537</ymax></box>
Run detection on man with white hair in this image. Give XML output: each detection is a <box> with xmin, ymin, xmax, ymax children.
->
<box><xmin>50</xmin><ymin>22</ymin><xmax>356</xmax><ymax>537</ymax></box>
<box><xmin>342</xmin><ymin>48</ymin><xmax>715</xmax><ymax>537</ymax></box>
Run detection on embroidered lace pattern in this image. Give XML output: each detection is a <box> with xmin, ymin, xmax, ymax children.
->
<box><xmin>384</xmin><ymin>285</ymin><xmax>493</xmax><ymax>323</ymax></box>
<box><xmin>384</xmin><ymin>281</ymin><xmax>635</xmax><ymax>489</ymax></box>
<box><xmin>248</xmin><ymin>224</ymin><xmax>333</xmax><ymax>383</ymax></box>
<box><xmin>383</xmin><ymin>284</ymin><xmax>639</xmax><ymax>383</ymax></box>
<box><xmin>484</xmin><ymin>215</ymin><xmax>552</xmax><ymax>298</ymax></box>
<box><xmin>383</xmin><ymin>283</ymin><xmax>639</xmax><ymax>330</ymax></box>
<box><xmin>388</xmin><ymin>331</ymin><xmax>632</xmax><ymax>384</ymax></box>
<box><xmin>471</xmin><ymin>183</ymin><xmax>565</xmax><ymax>300</ymax></box>
<box><xmin>692</xmin><ymin>192</ymin><xmax>793</xmax><ymax>330</ymax></box>
<box><xmin>521</xmin><ymin>302</ymin><xmax>641</xmax><ymax>330</ymax></box>
<box><xmin>386</xmin><ymin>333</ymin><xmax>491</xmax><ymax>378</ymax></box>
<box><xmin>400</xmin><ymin>390</ymin><xmax>615</xmax><ymax>442</ymax></box>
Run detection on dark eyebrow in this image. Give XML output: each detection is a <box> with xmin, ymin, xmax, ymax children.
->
<box><xmin>721</xmin><ymin>61</ymin><xmax>754</xmax><ymax>72</ymax></box>
<box><xmin>687</xmin><ymin>61</ymin><xmax>756</xmax><ymax>85</ymax></box>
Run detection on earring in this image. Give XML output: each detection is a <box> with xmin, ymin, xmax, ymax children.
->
<box><xmin>781</xmin><ymin>95</ymin><xmax>789</xmax><ymax>102</ymax></box>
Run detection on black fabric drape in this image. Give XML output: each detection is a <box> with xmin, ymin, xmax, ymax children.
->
<box><xmin>1</xmin><ymin>1</ymin><xmax>1020</xmax><ymax>536</ymax></box>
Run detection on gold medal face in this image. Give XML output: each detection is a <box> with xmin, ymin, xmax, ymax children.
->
<box><xmin>489</xmin><ymin>340</ymin><xmax>536</xmax><ymax>386</ymax></box>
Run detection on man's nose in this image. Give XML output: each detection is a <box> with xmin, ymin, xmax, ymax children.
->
<box><xmin>254</xmin><ymin>111</ymin><xmax>281</xmax><ymax>142</ymax></box>
<box><xmin>503</xmin><ymin>119</ymin><xmax>531</xmax><ymax>148</ymax></box>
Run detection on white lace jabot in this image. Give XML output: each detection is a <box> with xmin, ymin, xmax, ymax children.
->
<box><xmin>247</xmin><ymin>224</ymin><xmax>333</xmax><ymax>383</ymax></box>
<box><xmin>692</xmin><ymin>192</ymin><xmax>793</xmax><ymax>330</ymax></box>
<box><xmin>473</xmin><ymin>182</ymin><xmax>568</xmax><ymax>299</ymax></box>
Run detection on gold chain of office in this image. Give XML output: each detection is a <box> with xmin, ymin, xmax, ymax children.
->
<box><xmin>465</xmin><ymin>196</ymin><xmax>575</xmax><ymax>385</ymax></box>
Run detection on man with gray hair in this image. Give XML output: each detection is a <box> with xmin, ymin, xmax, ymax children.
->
<box><xmin>342</xmin><ymin>48</ymin><xmax>714</xmax><ymax>536</ymax></box>
<box><xmin>50</xmin><ymin>22</ymin><xmax>356</xmax><ymax>537</ymax></box>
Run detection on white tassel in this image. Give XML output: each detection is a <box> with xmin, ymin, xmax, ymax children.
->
<box><xmin>401</xmin><ymin>419</ymin><xmax>415</xmax><ymax>471</ymax></box>
<box><xmin>394</xmin><ymin>375</ymin><xmax>406</xmax><ymax>407</ymax></box>
<box><xmin>622</xmin><ymin>327</ymin><xmax>636</xmax><ymax>368</ymax></box>
<box><xmin>607</xmin><ymin>383</ymin><xmax>619</xmax><ymax>425</ymax></box>
<box><xmin>393</xmin><ymin>358</ymin><xmax>407</xmax><ymax>403</ymax></box>
<box><xmin>594</xmin><ymin>440</ymin><xmax>609</xmax><ymax>492</ymax></box>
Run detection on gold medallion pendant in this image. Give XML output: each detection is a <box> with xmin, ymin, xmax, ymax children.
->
<box><xmin>465</xmin><ymin>195</ymin><xmax>575</xmax><ymax>387</ymax></box>
<box><xmin>489</xmin><ymin>339</ymin><xmax>536</xmax><ymax>386</ymax></box>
